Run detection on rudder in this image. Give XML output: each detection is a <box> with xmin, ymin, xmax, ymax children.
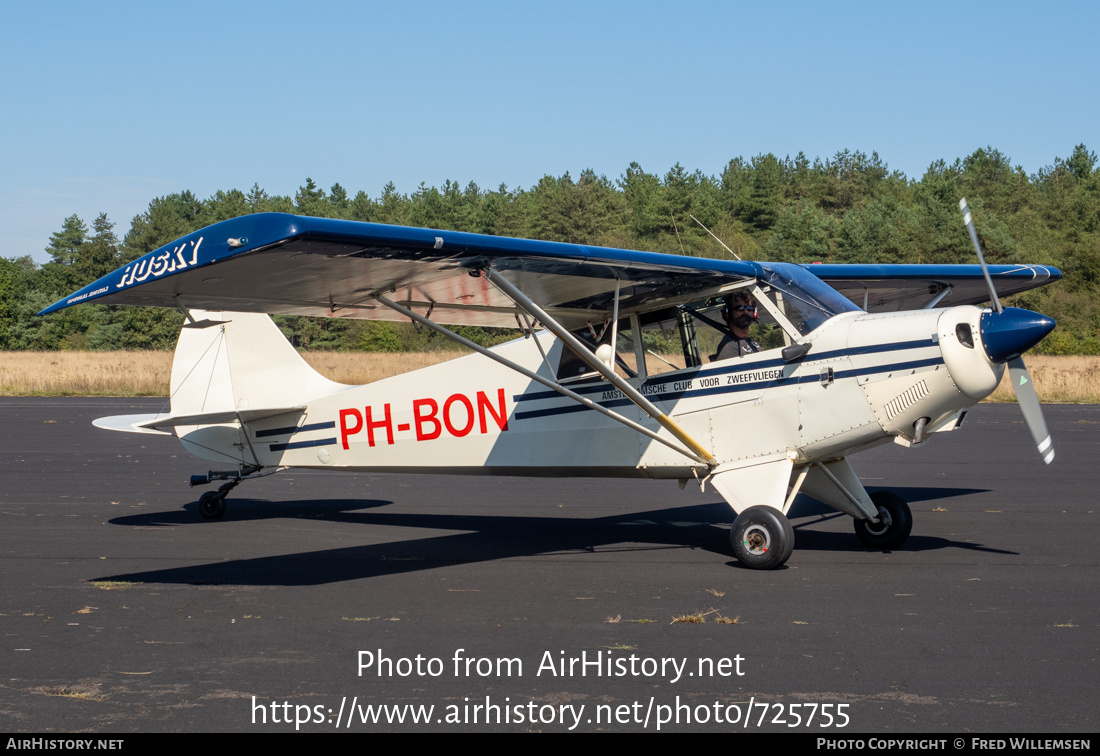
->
<box><xmin>170</xmin><ymin>310</ymin><xmax>349</xmax><ymax>417</ymax></box>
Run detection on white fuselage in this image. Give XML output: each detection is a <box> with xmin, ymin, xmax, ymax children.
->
<box><xmin>185</xmin><ymin>306</ymin><xmax>1001</xmax><ymax>481</ymax></box>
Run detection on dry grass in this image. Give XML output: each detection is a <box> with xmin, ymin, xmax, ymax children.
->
<box><xmin>2</xmin><ymin>351</ymin><xmax>1099</xmax><ymax>401</ymax></box>
<box><xmin>39</xmin><ymin>686</ymin><xmax>106</xmax><ymax>702</ymax></box>
<box><xmin>670</xmin><ymin>608</ymin><xmax>739</xmax><ymax>624</ymax></box>
<box><xmin>986</xmin><ymin>355</ymin><xmax>1100</xmax><ymax>404</ymax></box>
<box><xmin>0</xmin><ymin>350</ymin><xmax>461</xmax><ymax>396</ymax></box>
<box><xmin>0</xmin><ymin>351</ymin><xmax>173</xmax><ymax>396</ymax></box>
<box><xmin>300</xmin><ymin>351</ymin><xmax>459</xmax><ymax>385</ymax></box>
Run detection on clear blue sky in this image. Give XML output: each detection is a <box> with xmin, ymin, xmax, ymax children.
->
<box><xmin>2</xmin><ymin>0</ymin><xmax>1097</xmax><ymax>263</ymax></box>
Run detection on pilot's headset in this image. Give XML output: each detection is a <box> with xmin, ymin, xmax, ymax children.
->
<box><xmin>722</xmin><ymin>293</ymin><xmax>758</xmax><ymax>322</ymax></box>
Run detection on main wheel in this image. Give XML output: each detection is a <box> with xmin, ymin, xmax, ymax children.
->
<box><xmin>854</xmin><ymin>491</ymin><xmax>912</xmax><ymax>549</ymax></box>
<box><xmin>198</xmin><ymin>491</ymin><xmax>227</xmax><ymax>520</ymax></box>
<box><xmin>730</xmin><ymin>506</ymin><xmax>795</xmax><ymax>570</ymax></box>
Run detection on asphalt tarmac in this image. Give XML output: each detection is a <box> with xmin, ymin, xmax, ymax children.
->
<box><xmin>1</xmin><ymin>398</ymin><xmax>1096</xmax><ymax>733</ymax></box>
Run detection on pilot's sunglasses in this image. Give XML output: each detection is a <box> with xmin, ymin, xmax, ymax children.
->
<box><xmin>730</xmin><ymin>305</ymin><xmax>755</xmax><ymax>312</ymax></box>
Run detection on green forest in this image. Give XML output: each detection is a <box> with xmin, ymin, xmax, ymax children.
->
<box><xmin>3</xmin><ymin>145</ymin><xmax>1098</xmax><ymax>354</ymax></box>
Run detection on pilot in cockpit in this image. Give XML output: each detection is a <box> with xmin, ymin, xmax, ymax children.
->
<box><xmin>713</xmin><ymin>291</ymin><xmax>761</xmax><ymax>360</ymax></box>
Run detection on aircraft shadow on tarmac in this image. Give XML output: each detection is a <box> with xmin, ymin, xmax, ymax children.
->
<box><xmin>97</xmin><ymin>485</ymin><xmax>1014</xmax><ymax>586</ymax></box>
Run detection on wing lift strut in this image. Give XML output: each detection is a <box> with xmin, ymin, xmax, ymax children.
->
<box><xmin>371</xmin><ymin>266</ymin><xmax>718</xmax><ymax>469</ymax></box>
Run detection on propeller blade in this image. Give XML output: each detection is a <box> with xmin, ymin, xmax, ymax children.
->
<box><xmin>960</xmin><ymin>197</ymin><xmax>1053</xmax><ymax>464</ymax></box>
<box><xmin>959</xmin><ymin>198</ymin><xmax>1003</xmax><ymax>313</ymax></box>
<box><xmin>1007</xmin><ymin>356</ymin><xmax>1054</xmax><ymax>464</ymax></box>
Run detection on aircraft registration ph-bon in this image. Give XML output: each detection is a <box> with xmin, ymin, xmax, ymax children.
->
<box><xmin>40</xmin><ymin>199</ymin><xmax>1060</xmax><ymax>569</ymax></box>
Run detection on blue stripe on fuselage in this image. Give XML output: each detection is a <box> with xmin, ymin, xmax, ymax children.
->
<box><xmin>268</xmin><ymin>437</ymin><xmax>338</xmax><ymax>452</ymax></box>
<box><xmin>512</xmin><ymin>341</ymin><xmax>942</xmax><ymax>421</ymax></box>
<box><xmin>512</xmin><ymin>338</ymin><xmax>936</xmax><ymax>404</ymax></box>
<box><xmin>255</xmin><ymin>420</ymin><xmax>336</xmax><ymax>438</ymax></box>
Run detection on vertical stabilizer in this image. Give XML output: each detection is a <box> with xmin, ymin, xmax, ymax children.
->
<box><xmin>170</xmin><ymin>310</ymin><xmax>349</xmax><ymax>417</ymax></box>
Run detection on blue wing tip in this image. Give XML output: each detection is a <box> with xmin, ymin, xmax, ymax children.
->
<box><xmin>36</xmin><ymin>213</ymin><xmax>308</xmax><ymax>317</ymax></box>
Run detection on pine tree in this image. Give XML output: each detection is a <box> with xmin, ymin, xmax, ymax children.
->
<box><xmin>329</xmin><ymin>183</ymin><xmax>350</xmax><ymax>216</ymax></box>
<box><xmin>295</xmin><ymin>178</ymin><xmax>328</xmax><ymax>216</ymax></box>
<box><xmin>747</xmin><ymin>154</ymin><xmax>782</xmax><ymax>230</ymax></box>
<box><xmin>75</xmin><ymin>213</ymin><xmax>120</xmax><ymax>283</ymax></box>
<box><xmin>247</xmin><ymin>183</ymin><xmax>270</xmax><ymax>212</ymax></box>
<box><xmin>1066</xmin><ymin>144</ymin><xmax>1096</xmax><ymax>180</ymax></box>
<box><xmin>45</xmin><ymin>214</ymin><xmax>88</xmax><ymax>266</ymax></box>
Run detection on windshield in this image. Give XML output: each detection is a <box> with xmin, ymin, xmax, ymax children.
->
<box><xmin>757</xmin><ymin>262</ymin><xmax>861</xmax><ymax>333</ymax></box>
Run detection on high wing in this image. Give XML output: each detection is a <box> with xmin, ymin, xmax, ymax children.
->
<box><xmin>809</xmin><ymin>263</ymin><xmax>1061</xmax><ymax>312</ymax></box>
<box><xmin>41</xmin><ymin>214</ymin><xmax>758</xmax><ymax>329</ymax></box>
<box><xmin>40</xmin><ymin>213</ymin><xmax>1061</xmax><ymax>322</ymax></box>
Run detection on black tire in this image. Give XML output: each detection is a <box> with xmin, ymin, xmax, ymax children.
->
<box><xmin>730</xmin><ymin>506</ymin><xmax>795</xmax><ymax>570</ymax></box>
<box><xmin>198</xmin><ymin>491</ymin><xmax>227</xmax><ymax>520</ymax></box>
<box><xmin>854</xmin><ymin>491</ymin><xmax>912</xmax><ymax>549</ymax></box>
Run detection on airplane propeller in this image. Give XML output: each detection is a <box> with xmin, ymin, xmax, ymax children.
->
<box><xmin>960</xmin><ymin>198</ymin><xmax>1056</xmax><ymax>464</ymax></box>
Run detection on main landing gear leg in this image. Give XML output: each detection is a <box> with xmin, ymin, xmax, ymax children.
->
<box><xmin>795</xmin><ymin>460</ymin><xmax>914</xmax><ymax>553</ymax></box>
<box><xmin>708</xmin><ymin>457</ymin><xmax>799</xmax><ymax>570</ymax></box>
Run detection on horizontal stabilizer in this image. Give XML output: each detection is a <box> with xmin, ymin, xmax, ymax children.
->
<box><xmin>93</xmin><ymin>408</ymin><xmax>306</xmax><ymax>435</ymax></box>
<box><xmin>93</xmin><ymin>414</ymin><xmax>174</xmax><ymax>436</ymax></box>
<box><xmin>135</xmin><ymin>406</ymin><xmax>306</xmax><ymax>431</ymax></box>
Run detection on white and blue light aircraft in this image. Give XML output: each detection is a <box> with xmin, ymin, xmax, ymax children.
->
<box><xmin>41</xmin><ymin>200</ymin><xmax>1059</xmax><ymax>569</ymax></box>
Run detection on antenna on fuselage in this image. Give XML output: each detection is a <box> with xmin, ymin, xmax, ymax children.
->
<box><xmin>689</xmin><ymin>214</ymin><xmax>741</xmax><ymax>260</ymax></box>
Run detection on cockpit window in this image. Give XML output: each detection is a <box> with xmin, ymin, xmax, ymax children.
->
<box><xmin>553</xmin><ymin>264</ymin><xmax>858</xmax><ymax>381</ymax></box>
<box><xmin>757</xmin><ymin>263</ymin><xmax>862</xmax><ymax>332</ymax></box>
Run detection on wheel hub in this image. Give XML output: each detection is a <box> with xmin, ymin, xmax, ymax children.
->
<box><xmin>865</xmin><ymin>506</ymin><xmax>892</xmax><ymax>536</ymax></box>
<box><xmin>742</xmin><ymin>525</ymin><xmax>771</xmax><ymax>555</ymax></box>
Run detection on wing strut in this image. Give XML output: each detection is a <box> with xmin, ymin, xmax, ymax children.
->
<box><xmin>517</xmin><ymin>311</ymin><xmax>558</xmax><ymax>378</ymax></box>
<box><xmin>480</xmin><ymin>268</ymin><xmax>718</xmax><ymax>468</ymax></box>
<box><xmin>922</xmin><ymin>285</ymin><xmax>952</xmax><ymax>310</ymax></box>
<box><xmin>371</xmin><ymin>293</ymin><xmax>712</xmax><ymax>467</ymax></box>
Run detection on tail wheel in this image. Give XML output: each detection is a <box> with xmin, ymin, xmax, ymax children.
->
<box><xmin>854</xmin><ymin>491</ymin><xmax>912</xmax><ymax>549</ymax></box>
<box><xmin>198</xmin><ymin>491</ymin><xmax>227</xmax><ymax>520</ymax></box>
<box><xmin>730</xmin><ymin>506</ymin><xmax>795</xmax><ymax>570</ymax></box>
